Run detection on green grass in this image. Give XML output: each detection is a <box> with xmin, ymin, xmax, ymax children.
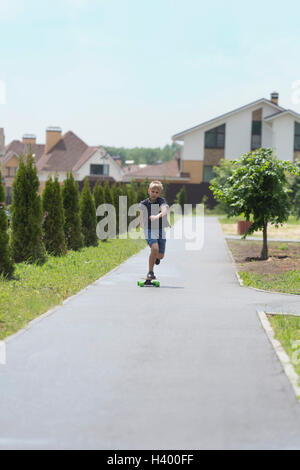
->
<box><xmin>267</xmin><ymin>314</ymin><xmax>300</xmax><ymax>385</ymax></box>
<box><xmin>0</xmin><ymin>237</ymin><xmax>146</xmax><ymax>340</ymax></box>
<box><xmin>239</xmin><ymin>270</ymin><xmax>300</xmax><ymax>295</ymax></box>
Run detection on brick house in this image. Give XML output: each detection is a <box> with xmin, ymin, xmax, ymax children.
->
<box><xmin>0</xmin><ymin>127</ymin><xmax>124</xmax><ymax>203</ymax></box>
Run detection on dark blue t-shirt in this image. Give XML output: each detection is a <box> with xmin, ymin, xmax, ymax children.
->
<box><xmin>139</xmin><ymin>197</ymin><xmax>170</xmax><ymax>231</ymax></box>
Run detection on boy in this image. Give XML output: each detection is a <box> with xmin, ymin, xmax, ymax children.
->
<box><xmin>139</xmin><ymin>180</ymin><xmax>169</xmax><ymax>280</ymax></box>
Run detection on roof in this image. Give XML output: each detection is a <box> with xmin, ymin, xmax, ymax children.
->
<box><xmin>122</xmin><ymin>158</ymin><xmax>182</xmax><ymax>181</ymax></box>
<box><xmin>36</xmin><ymin>131</ymin><xmax>89</xmax><ymax>172</ymax></box>
<box><xmin>172</xmin><ymin>98</ymin><xmax>285</xmax><ymax>140</ymax></box>
<box><xmin>2</xmin><ymin>131</ymin><xmax>124</xmax><ymax>177</ymax></box>
<box><xmin>2</xmin><ymin>140</ymin><xmax>45</xmax><ymax>163</ymax></box>
<box><xmin>264</xmin><ymin>109</ymin><xmax>300</xmax><ymax>122</ymax></box>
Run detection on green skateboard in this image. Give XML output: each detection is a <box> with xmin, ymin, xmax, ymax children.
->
<box><xmin>137</xmin><ymin>279</ymin><xmax>160</xmax><ymax>287</ymax></box>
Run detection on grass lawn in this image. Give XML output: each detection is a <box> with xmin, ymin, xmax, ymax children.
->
<box><xmin>227</xmin><ymin>239</ymin><xmax>300</xmax><ymax>295</ymax></box>
<box><xmin>267</xmin><ymin>314</ymin><xmax>300</xmax><ymax>390</ymax></box>
<box><xmin>0</xmin><ymin>237</ymin><xmax>146</xmax><ymax>340</ymax></box>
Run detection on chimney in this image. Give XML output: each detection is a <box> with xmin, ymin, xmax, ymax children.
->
<box><xmin>270</xmin><ymin>91</ymin><xmax>279</xmax><ymax>105</ymax></box>
<box><xmin>0</xmin><ymin>128</ymin><xmax>4</xmax><ymax>156</ymax></box>
<box><xmin>45</xmin><ymin>126</ymin><xmax>62</xmax><ymax>153</ymax></box>
<box><xmin>22</xmin><ymin>134</ymin><xmax>36</xmax><ymax>146</ymax></box>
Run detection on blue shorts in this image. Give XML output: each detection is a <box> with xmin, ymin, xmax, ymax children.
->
<box><xmin>145</xmin><ymin>229</ymin><xmax>166</xmax><ymax>254</ymax></box>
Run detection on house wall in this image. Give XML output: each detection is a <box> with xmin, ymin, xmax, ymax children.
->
<box><xmin>181</xmin><ymin>102</ymin><xmax>279</xmax><ymax>163</ymax></box>
<box><xmin>38</xmin><ymin>171</ymin><xmax>67</xmax><ymax>182</ymax></box>
<box><xmin>271</xmin><ymin>115</ymin><xmax>295</xmax><ymax>161</ymax></box>
<box><xmin>77</xmin><ymin>149</ymin><xmax>123</xmax><ymax>181</ymax></box>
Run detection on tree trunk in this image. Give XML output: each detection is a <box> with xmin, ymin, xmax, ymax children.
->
<box><xmin>261</xmin><ymin>222</ymin><xmax>268</xmax><ymax>260</ymax></box>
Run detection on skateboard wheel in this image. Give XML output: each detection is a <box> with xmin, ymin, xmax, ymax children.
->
<box><xmin>137</xmin><ymin>281</ymin><xmax>144</xmax><ymax>287</ymax></box>
<box><xmin>153</xmin><ymin>281</ymin><xmax>160</xmax><ymax>287</ymax></box>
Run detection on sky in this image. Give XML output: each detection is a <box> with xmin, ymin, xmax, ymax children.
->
<box><xmin>0</xmin><ymin>0</ymin><xmax>300</xmax><ymax>148</ymax></box>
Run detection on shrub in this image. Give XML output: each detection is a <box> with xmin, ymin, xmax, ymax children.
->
<box><xmin>80</xmin><ymin>178</ymin><xmax>98</xmax><ymax>247</ymax></box>
<box><xmin>62</xmin><ymin>172</ymin><xmax>84</xmax><ymax>251</ymax></box>
<box><xmin>11</xmin><ymin>154</ymin><xmax>46</xmax><ymax>264</ymax></box>
<box><xmin>42</xmin><ymin>176</ymin><xmax>67</xmax><ymax>256</ymax></box>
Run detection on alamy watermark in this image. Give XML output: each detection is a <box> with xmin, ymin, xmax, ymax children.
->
<box><xmin>0</xmin><ymin>341</ymin><xmax>6</xmax><ymax>365</ymax></box>
<box><xmin>0</xmin><ymin>80</ymin><xmax>6</xmax><ymax>105</ymax></box>
<box><xmin>96</xmin><ymin>199</ymin><xmax>204</xmax><ymax>251</ymax></box>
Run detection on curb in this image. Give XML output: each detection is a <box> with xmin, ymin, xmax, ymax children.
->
<box><xmin>257</xmin><ymin>310</ymin><xmax>300</xmax><ymax>401</ymax></box>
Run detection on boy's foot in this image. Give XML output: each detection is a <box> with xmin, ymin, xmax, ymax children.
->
<box><xmin>155</xmin><ymin>258</ymin><xmax>160</xmax><ymax>265</ymax></box>
<box><xmin>147</xmin><ymin>271</ymin><xmax>156</xmax><ymax>280</ymax></box>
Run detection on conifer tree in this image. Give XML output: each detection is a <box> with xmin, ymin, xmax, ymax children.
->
<box><xmin>103</xmin><ymin>180</ymin><xmax>113</xmax><ymax>205</ymax></box>
<box><xmin>0</xmin><ymin>171</ymin><xmax>14</xmax><ymax>277</ymax></box>
<box><xmin>93</xmin><ymin>181</ymin><xmax>105</xmax><ymax>212</ymax></box>
<box><xmin>42</xmin><ymin>176</ymin><xmax>67</xmax><ymax>256</ymax></box>
<box><xmin>111</xmin><ymin>183</ymin><xmax>122</xmax><ymax>235</ymax></box>
<box><xmin>11</xmin><ymin>154</ymin><xmax>46</xmax><ymax>264</ymax></box>
<box><xmin>80</xmin><ymin>178</ymin><xmax>98</xmax><ymax>247</ymax></box>
<box><xmin>62</xmin><ymin>172</ymin><xmax>84</xmax><ymax>251</ymax></box>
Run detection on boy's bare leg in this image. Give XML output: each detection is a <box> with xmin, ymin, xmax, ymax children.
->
<box><xmin>149</xmin><ymin>243</ymin><xmax>159</xmax><ymax>273</ymax></box>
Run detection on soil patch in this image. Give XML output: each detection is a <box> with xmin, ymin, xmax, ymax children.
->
<box><xmin>227</xmin><ymin>239</ymin><xmax>300</xmax><ymax>275</ymax></box>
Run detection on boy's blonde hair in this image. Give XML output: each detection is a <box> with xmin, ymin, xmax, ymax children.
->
<box><xmin>149</xmin><ymin>180</ymin><xmax>163</xmax><ymax>192</ymax></box>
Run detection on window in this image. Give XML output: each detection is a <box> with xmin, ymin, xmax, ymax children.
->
<box><xmin>203</xmin><ymin>165</ymin><xmax>215</xmax><ymax>183</ymax></box>
<box><xmin>205</xmin><ymin>124</ymin><xmax>225</xmax><ymax>149</ymax></box>
<box><xmin>90</xmin><ymin>164</ymin><xmax>109</xmax><ymax>176</ymax></box>
<box><xmin>251</xmin><ymin>120</ymin><xmax>262</xmax><ymax>150</ymax></box>
<box><xmin>294</xmin><ymin>122</ymin><xmax>300</xmax><ymax>151</ymax></box>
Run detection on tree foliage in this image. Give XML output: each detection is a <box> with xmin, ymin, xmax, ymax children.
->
<box><xmin>0</xmin><ymin>171</ymin><xmax>14</xmax><ymax>277</ymax></box>
<box><xmin>103</xmin><ymin>143</ymin><xmax>181</xmax><ymax>165</ymax></box>
<box><xmin>11</xmin><ymin>154</ymin><xmax>46</xmax><ymax>264</ymax></box>
<box><xmin>80</xmin><ymin>178</ymin><xmax>98</xmax><ymax>247</ymax></box>
<box><xmin>62</xmin><ymin>172</ymin><xmax>84</xmax><ymax>251</ymax></box>
<box><xmin>210</xmin><ymin>148</ymin><xmax>295</xmax><ymax>260</ymax></box>
<box><xmin>175</xmin><ymin>185</ymin><xmax>187</xmax><ymax>210</ymax></box>
<box><xmin>287</xmin><ymin>159</ymin><xmax>300</xmax><ymax>219</ymax></box>
<box><xmin>42</xmin><ymin>176</ymin><xmax>67</xmax><ymax>256</ymax></box>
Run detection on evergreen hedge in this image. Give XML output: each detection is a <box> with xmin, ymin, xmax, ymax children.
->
<box><xmin>62</xmin><ymin>172</ymin><xmax>84</xmax><ymax>251</ymax></box>
<box><xmin>0</xmin><ymin>171</ymin><xmax>14</xmax><ymax>278</ymax></box>
<box><xmin>11</xmin><ymin>154</ymin><xmax>46</xmax><ymax>264</ymax></box>
<box><xmin>42</xmin><ymin>176</ymin><xmax>67</xmax><ymax>256</ymax></box>
<box><xmin>80</xmin><ymin>178</ymin><xmax>98</xmax><ymax>247</ymax></box>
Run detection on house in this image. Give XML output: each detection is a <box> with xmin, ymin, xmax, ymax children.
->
<box><xmin>122</xmin><ymin>151</ymin><xmax>189</xmax><ymax>184</ymax></box>
<box><xmin>172</xmin><ymin>92</ymin><xmax>300</xmax><ymax>184</ymax></box>
<box><xmin>0</xmin><ymin>127</ymin><xmax>124</xmax><ymax>203</ymax></box>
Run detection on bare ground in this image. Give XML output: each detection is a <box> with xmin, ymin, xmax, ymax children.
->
<box><xmin>226</xmin><ymin>239</ymin><xmax>300</xmax><ymax>275</ymax></box>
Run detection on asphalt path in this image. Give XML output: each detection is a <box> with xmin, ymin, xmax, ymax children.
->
<box><xmin>1</xmin><ymin>217</ymin><xmax>300</xmax><ymax>450</ymax></box>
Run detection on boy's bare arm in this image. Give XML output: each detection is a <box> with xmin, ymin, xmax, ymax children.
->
<box><xmin>149</xmin><ymin>204</ymin><xmax>168</xmax><ymax>221</ymax></box>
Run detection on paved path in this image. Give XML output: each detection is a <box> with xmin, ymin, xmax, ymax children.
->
<box><xmin>1</xmin><ymin>217</ymin><xmax>300</xmax><ymax>450</ymax></box>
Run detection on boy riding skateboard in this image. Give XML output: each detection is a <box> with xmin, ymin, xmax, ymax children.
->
<box><xmin>139</xmin><ymin>180</ymin><xmax>169</xmax><ymax>280</ymax></box>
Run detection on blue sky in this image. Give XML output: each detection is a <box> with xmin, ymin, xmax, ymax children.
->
<box><xmin>0</xmin><ymin>0</ymin><xmax>300</xmax><ymax>148</ymax></box>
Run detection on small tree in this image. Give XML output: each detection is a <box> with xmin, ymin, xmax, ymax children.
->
<box><xmin>11</xmin><ymin>154</ymin><xmax>46</xmax><ymax>264</ymax></box>
<box><xmin>210</xmin><ymin>159</ymin><xmax>235</xmax><ymax>214</ymax></box>
<box><xmin>103</xmin><ymin>180</ymin><xmax>113</xmax><ymax>205</ymax></box>
<box><xmin>111</xmin><ymin>183</ymin><xmax>122</xmax><ymax>235</ymax></box>
<box><xmin>62</xmin><ymin>172</ymin><xmax>84</xmax><ymax>251</ymax></box>
<box><xmin>93</xmin><ymin>181</ymin><xmax>105</xmax><ymax>212</ymax></box>
<box><xmin>42</xmin><ymin>176</ymin><xmax>67</xmax><ymax>256</ymax></box>
<box><xmin>288</xmin><ymin>159</ymin><xmax>300</xmax><ymax>219</ymax></box>
<box><xmin>210</xmin><ymin>148</ymin><xmax>295</xmax><ymax>260</ymax></box>
<box><xmin>80</xmin><ymin>178</ymin><xmax>98</xmax><ymax>247</ymax></box>
<box><xmin>175</xmin><ymin>185</ymin><xmax>187</xmax><ymax>211</ymax></box>
<box><xmin>0</xmin><ymin>171</ymin><xmax>14</xmax><ymax>277</ymax></box>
